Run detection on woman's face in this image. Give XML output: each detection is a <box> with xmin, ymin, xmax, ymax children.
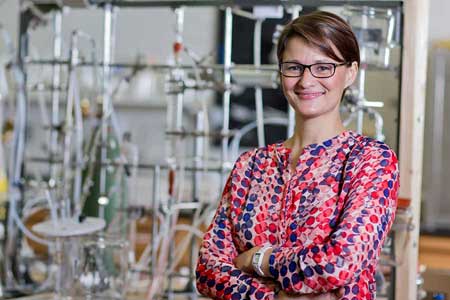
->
<box><xmin>281</xmin><ymin>36</ymin><xmax>358</xmax><ymax>120</ymax></box>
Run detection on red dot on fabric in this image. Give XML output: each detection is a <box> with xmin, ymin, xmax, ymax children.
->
<box><xmin>269</xmin><ymin>234</ymin><xmax>277</xmax><ymax>244</ymax></box>
<box><xmin>369</xmin><ymin>215</ymin><xmax>379</xmax><ymax>223</ymax></box>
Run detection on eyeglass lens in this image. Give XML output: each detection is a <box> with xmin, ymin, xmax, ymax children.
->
<box><xmin>281</xmin><ymin>62</ymin><xmax>336</xmax><ymax>78</ymax></box>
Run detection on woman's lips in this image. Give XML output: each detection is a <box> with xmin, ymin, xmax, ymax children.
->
<box><xmin>296</xmin><ymin>91</ymin><xmax>325</xmax><ymax>100</ymax></box>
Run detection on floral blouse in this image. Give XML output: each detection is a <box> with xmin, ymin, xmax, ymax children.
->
<box><xmin>196</xmin><ymin>130</ymin><xmax>399</xmax><ymax>300</ymax></box>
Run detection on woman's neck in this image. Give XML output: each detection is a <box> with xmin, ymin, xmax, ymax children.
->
<box><xmin>284</xmin><ymin>113</ymin><xmax>346</xmax><ymax>171</ymax></box>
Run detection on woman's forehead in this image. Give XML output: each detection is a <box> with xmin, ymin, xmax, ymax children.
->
<box><xmin>283</xmin><ymin>36</ymin><xmax>344</xmax><ymax>62</ymax></box>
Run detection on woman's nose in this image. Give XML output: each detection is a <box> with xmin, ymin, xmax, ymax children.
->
<box><xmin>296</xmin><ymin>67</ymin><xmax>316</xmax><ymax>87</ymax></box>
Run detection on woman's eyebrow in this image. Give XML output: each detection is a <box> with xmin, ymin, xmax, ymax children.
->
<box><xmin>282</xmin><ymin>59</ymin><xmax>337</xmax><ymax>64</ymax></box>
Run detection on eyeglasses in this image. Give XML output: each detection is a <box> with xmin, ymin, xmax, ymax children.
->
<box><xmin>279</xmin><ymin>62</ymin><xmax>349</xmax><ymax>78</ymax></box>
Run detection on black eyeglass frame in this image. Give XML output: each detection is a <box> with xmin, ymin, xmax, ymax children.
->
<box><xmin>279</xmin><ymin>61</ymin><xmax>350</xmax><ymax>79</ymax></box>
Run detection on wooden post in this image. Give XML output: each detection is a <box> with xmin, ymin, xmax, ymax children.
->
<box><xmin>396</xmin><ymin>0</ymin><xmax>430</xmax><ymax>299</ymax></box>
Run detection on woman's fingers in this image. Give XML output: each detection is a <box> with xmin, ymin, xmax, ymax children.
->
<box><xmin>277</xmin><ymin>288</ymin><xmax>344</xmax><ymax>300</ymax></box>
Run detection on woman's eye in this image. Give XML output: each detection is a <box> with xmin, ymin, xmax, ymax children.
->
<box><xmin>287</xmin><ymin>65</ymin><xmax>301</xmax><ymax>71</ymax></box>
<box><xmin>316</xmin><ymin>65</ymin><xmax>332</xmax><ymax>71</ymax></box>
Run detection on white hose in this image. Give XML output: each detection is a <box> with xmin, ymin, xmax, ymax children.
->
<box><xmin>230</xmin><ymin>117</ymin><xmax>288</xmax><ymax>159</ymax></box>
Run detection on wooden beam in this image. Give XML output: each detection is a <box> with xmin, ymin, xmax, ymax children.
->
<box><xmin>396</xmin><ymin>0</ymin><xmax>430</xmax><ymax>299</ymax></box>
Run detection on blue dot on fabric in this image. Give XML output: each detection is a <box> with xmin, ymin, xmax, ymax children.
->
<box><xmin>388</xmin><ymin>180</ymin><xmax>393</xmax><ymax>188</ymax></box>
<box><xmin>224</xmin><ymin>287</ymin><xmax>233</xmax><ymax>295</ymax></box>
<box><xmin>311</xmin><ymin>246</ymin><xmax>320</xmax><ymax>254</ymax></box>
<box><xmin>215</xmin><ymin>240</ymin><xmax>225</xmax><ymax>249</ymax></box>
<box><xmin>243</xmin><ymin>213</ymin><xmax>250</xmax><ymax>222</ymax></box>
<box><xmin>237</xmin><ymin>189</ymin><xmax>245</xmax><ymax>197</ymax></box>
<box><xmin>199</xmin><ymin>276</ymin><xmax>207</xmax><ymax>283</ymax></box>
<box><xmin>290</xmin><ymin>223</ymin><xmax>298</xmax><ymax>230</ymax></box>
<box><xmin>269</xmin><ymin>255</ymin><xmax>275</xmax><ymax>264</ymax></box>
<box><xmin>292</xmin><ymin>272</ymin><xmax>300</xmax><ymax>284</ymax></box>
<box><xmin>324</xmin><ymin>140</ymin><xmax>332</xmax><ymax>147</ymax></box>
<box><xmin>270</xmin><ymin>268</ymin><xmax>279</xmax><ymax>278</ymax></box>
<box><xmin>232</xmin><ymin>293</ymin><xmax>241</xmax><ymax>300</ymax></box>
<box><xmin>246</xmin><ymin>220</ymin><xmax>253</xmax><ymax>228</ymax></box>
<box><xmin>304</xmin><ymin>266</ymin><xmax>314</xmax><ymax>277</ymax></box>
<box><xmin>290</xmin><ymin>233</ymin><xmax>297</xmax><ymax>242</ymax></box>
<box><xmin>277</xmin><ymin>177</ymin><xmax>284</xmax><ymax>185</ymax></box>
<box><xmin>274</xmin><ymin>186</ymin><xmax>282</xmax><ymax>194</ymax></box>
<box><xmin>314</xmin><ymin>265</ymin><xmax>324</xmax><ymax>275</ymax></box>
<box><xmin>380</xmin><ymin>159</ymin><xmax>389</xmax><ymax>167</ymax></box>
<box><xmin>244</xmin><ymin>230</ymin><xmax>253</xmax><ymax>240</ymax></box>
<box><xmin>283</xmin><ymin>277</ymin><xmax>291</xmax><ymax>289</ymax></box>
<box><xmin>217</xmin><ymin>230</ymin><xmax>225</xmax><ymax>239</ymax></box>
<box><xmin>384</xmin><ymin>189</ymin><xmax>390</xmax><ymax>197</ymax></box>
<box><xmin>382</xmin><ymin>151</ymin><xmax>391</xmax><ymax>158</ymax></box>
<box><xmin>325</xmin><ymin>263</ymin><xmax>335</xmax><ymax>274</ymax></box>
<box><xmin>271</xmin><ymin>195</ymin><xmax>279</xmax><ymax>203</ymax></box>
<box><xmin>280</xmin><ymin>265</ymin><xmax>288</xmax><ymax>276</ymax></box>
<box><xmin>352</xmin><ymin>285</ymin><xmax>360</xmax><ymax>294</ymax></box>
<box><xmin>249</xmin><ymin>194</ymin><xmax>257</xmax><ymax>201</ymax></box>
<box><xmin>221</xmin><ymin>266</ymin><xmax>231</xmax><ymax>272</ymax></box>
<box><xmin>289</xmin><ymin>261</ymin><xmax>297</xmax><ymax>272</ymax></box>
<box><xmin>255</xmin><ymin>291</ymin><xmax>265</xmax><ymax>299</ymax></box>
<box><xmin>241</xmin><ymin>180</ymin><xmax>248</xmax><ymax>187</ymax></box>
<box><xmin>231</xmin><ymin>270</ymin><xmax>242</xmax><ymax>276</ymax></box>
<box><xmin>217</xmin><ymin>283</ymin><xmax>225</xmax><ymax>291</ymax></box>
<box><xmin>207</xmin><ymin>280</ymin><xmax>215</xmax><ymax>287</ymax></box>
<box><xmin>239</xmin><ymin>285</ymin><xmax>247</xmax><ymax>293</ymax></box>
<box><xmin>246</xmin><ymin>204</ymin><xmax>254</xmax><ymax>211</ymax></box>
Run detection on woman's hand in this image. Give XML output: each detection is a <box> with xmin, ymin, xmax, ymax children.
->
<box><xmin>233</xmin><ymin>246</ymin><xmax>260</xmax><ymax>274</ymax></box>
<box><xmin>234</xmin><ymin>247</ymin><xmax>345</xmax><ymax>300</ymax></box>
<box><xmin>277</xmin><ymin>288</ymin><xmax>344</xmax><ymax>300</ymax></box>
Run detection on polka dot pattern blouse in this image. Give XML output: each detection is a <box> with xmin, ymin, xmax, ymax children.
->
<box><xmin>196</xmin><ymin>130</ymin><xmax>399</xmax><ymax>300</ymax></box>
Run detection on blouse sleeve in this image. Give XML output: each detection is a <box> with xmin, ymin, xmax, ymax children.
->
<box><xmin>196</xmin><ymin>151</ymin><xmax>277</xmax><ymax>300</ymax></box>
<box><xmin>268</xmin><ymin>144</ymin><xmax>399</xmax><ymax>294</ymax></box>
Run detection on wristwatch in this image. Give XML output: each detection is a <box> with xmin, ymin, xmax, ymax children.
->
<box><xmin>252</xmin><ymin>245</ymin><xmax>272</xmax><ymax>277</ymax></box>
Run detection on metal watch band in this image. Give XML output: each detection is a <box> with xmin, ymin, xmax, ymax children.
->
<box><xmin>252</xmin><ymin>245</ymin><xmax>271</xmax><ymax>277</ymax></box>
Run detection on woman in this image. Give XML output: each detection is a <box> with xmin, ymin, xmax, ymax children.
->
<box><xmin>196</xmin><ymin>10</ymin><xmax>399</xmax><ymax>300</ymax></box>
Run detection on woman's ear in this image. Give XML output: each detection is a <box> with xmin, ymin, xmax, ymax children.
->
<box><xmin>345</xmin><ymin>61</ymin><xmax>359</xmax><ymax>88</ymax></box>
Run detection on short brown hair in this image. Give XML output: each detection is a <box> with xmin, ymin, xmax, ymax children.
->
<box><xmin>277</xmin><ymin>11</ymin><xmax>360</xmax><ymax>67</ymax></box>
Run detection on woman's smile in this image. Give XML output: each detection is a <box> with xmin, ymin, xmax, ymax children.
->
<box><xmin>295</xmin><ymin>90</ymin><xmax>326</xmax><ymax>100</ymax></box>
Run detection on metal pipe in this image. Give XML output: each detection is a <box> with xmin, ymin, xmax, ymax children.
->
<box><xmin>150</xmin><ymin>166</ymin><xmax>160</xmax><ymax>280</ymax></box>
<box><xmin>254</xmin><ymin>18</ymin><xmax>265</xmax><ymax>147</ymax></box>
<box><xmin>61</xmin><ymin>33</ymin><xmax>77</xmax><ymax>219</ymax></box>
<box><xmin>49</xmin><ymin>10</ymin><xmax>63</xmax><ymax>181</ymax></box>
<box><xmin>287</xmin><ymin>6</ymin><xmax>301</xmax><ymax>138</ymax></box>
<box><xmin>26</xmin><ymin>59</ymin><xmax>279</xmax><ymax>72</ymax></box>
<box><xmin>99</xmin><ymin>3</ymin><xmax>116</xmax><ymax>219</ymax></box>
<box><xmin>85</xmin><ymin>0</ymin><xmax>403</xmax><ymax>8</ymax></box>
<box><xmin>356</xmin><ymin>12</ymin><xmax>368</xmax><ymax>134</ymax></box>
<box><xmin>428</xmin><ymin>48</ymin><xmax>446</xmax><ymax>230</ymax></box>
<box><xmin>28</xmin><ymin>156</ymin><xmax>225</xmax><ymax>173</ymax></box>
<box><xmin>221</xmin><ymin>7</ymin><xmax>232</xmax><ymax>168</ymax></box>
<box><xmin>174</xmin><ymin>7</ymin><xmax>185</xmax><ymax>131</ymax></box>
